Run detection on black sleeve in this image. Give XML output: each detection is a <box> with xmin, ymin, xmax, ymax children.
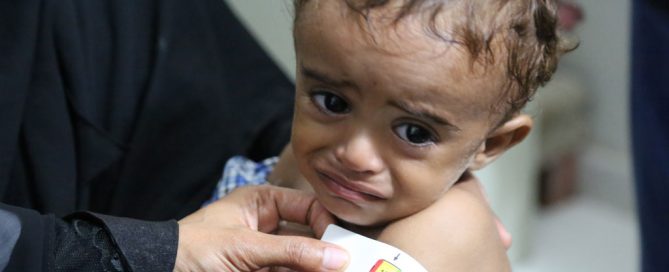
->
<box><xmin>647</xmin><ymin>0</ymin><xmax>669</xmax><ymax>11</ymax></box>
<box><xmin>1</xmin><ymin>0</ymin><xmax>291</xmax><ymax>269</ymax></box>
<box><xmin>1</xmin><ymin>204</ymin><xmax>178</xmax><ymax>272</ymax></box>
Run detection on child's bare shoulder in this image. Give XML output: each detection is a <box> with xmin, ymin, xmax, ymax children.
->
<box><xmin>377</xmin><ymin>181</ymin><xmax>510</xmax><ymax>271</ymax></box>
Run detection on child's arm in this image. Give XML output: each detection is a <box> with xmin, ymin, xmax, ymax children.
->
<box><xmin>377</xmin><ymin>174</ymin><xmax>511</xmax><ymax>271</ymax></box>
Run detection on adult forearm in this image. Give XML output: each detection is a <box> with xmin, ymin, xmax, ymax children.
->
<box><xmin>0</xmin><ymin>204</ymin><xmax>178</xmax><ymax>272</ymax></box>
<box><xmin>52</xmin><ymin>216</ymin><xmax>127</xmax><ymax>271</ymax></box>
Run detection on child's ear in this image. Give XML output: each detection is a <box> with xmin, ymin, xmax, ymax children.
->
<box><xmin>469</xmin><ymin>114</ymin><xmax>533</xmax><ymax>170</ymax></box>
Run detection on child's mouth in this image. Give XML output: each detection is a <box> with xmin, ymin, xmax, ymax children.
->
<box><xmin>316</xmin><ymin>170</ymin><xmax>385</xmax><ymax>202</ymax></box>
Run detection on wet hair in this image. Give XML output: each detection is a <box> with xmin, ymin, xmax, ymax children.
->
<box><xmin>293</xmin><ymin>0</ymin><xmax>576</xmax><ymax>121</ymax></box>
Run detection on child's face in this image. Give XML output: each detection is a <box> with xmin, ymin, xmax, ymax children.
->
<box><xmin>291</xmin><ymin>1</ymin><xmax>506</xmax><ymax>226</ymax></box>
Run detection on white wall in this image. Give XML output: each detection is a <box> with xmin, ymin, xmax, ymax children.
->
<box><xmin>564</xmin><ymin>0</ymin><xmax>631</xmax><ymax>151</ymax></box>
<box><xmin>562</xmin><ymin>0</ymin><xmax>634</xmax><ymax>210</ymax></box>
<box><xmin>225</xmin><ymin>0</ymin><xmax>296</xmax><ymax>79</ymax></box>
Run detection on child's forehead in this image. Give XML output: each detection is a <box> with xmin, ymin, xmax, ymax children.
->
<box><xmin>298</xmin><ymin>1</ymin><xmax>455</xmax><ymax>34</ymax></box>
<box><xmin>296</xmin><ymin>0</ymin><xmax>507</xmax><ymax>78</ymax></box>
<box><xmin>295</xmin><ymin>0</ymin><xmax>506</xmax><ymax>64</ymax></box>
<box><xmin>298</xmin><ymin>2</ymin><xmax>449</xmax><ymax>54</ymax></box>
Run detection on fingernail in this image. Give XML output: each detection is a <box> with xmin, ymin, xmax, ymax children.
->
<box><xmin>323</xmin><ymin>247</ymin><xmax>349</xmax><ymax>270</ymax></box>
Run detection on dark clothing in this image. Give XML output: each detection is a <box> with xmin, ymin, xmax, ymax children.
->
<box><xmin>0</xmin><ymin>0</ymin><xmax>294</xmax><ymax>271</ymax></box>
<box><xmin>631</xmin><ymin>1</ymin><xmax>669</xmax><ymax>271</ymax></box>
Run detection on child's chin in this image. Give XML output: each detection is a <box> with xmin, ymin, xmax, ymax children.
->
<box><xmin>331</xmin><ymin>210</ymin><xmax>386</xmax><ymax>228</ymax></box>
<box><xmin>317</xmin><ymin>195</ymin><xmax>388</xmax><ymax>227</ymax></box>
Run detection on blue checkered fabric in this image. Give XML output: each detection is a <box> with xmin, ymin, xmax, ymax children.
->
<box><xmin>205</xmin><ymin>156</ymin><xmax>278</xmax><ymax>205</ymax></box>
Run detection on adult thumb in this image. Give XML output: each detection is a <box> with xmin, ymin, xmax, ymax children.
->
<box><xmin>250</xmin><ymin>232</ymin><xmax>349</xmax><ymax>271</ymax></box>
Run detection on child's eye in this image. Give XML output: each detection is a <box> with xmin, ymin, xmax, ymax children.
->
<box><xmin>393</xmin><ymin>123</ymin><xmax>437</xmax><ymax>146</ymax></box>
<box><xmin>311</xmin><ymin>91</ymin><xmax>350</xmax><ymax>114</ymax></box>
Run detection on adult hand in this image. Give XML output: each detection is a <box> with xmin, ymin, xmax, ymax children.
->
<box><xmin>175</xmin><ymin>185</ymin><xmax>350</xmax><ymax>272</ymax></box>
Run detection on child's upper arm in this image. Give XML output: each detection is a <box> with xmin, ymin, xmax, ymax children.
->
<box><xmin>377</xmin><ymin>182</ymin><xmax>510</xmax><ymax>272</ymax></box>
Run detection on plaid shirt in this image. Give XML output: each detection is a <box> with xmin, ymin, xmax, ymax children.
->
<box><xmin>206</xmin><ymin>156</ymin><xmax>278</xmax><ymax>204</ymax></box>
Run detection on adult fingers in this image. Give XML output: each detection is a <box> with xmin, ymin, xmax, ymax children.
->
<box><xmin>249</xmin><ymin>186</ymin><xmax>337</xmax><ymax>237</ymax></box>
<box><xmin>495</xmin><ymin>218</ymin><xmax>513</xmax><ymax>249</ymax></box>
<box><xmin>242</xmin><ymin>231</ymin><xmax>349</xmax><ymax>272</ymax></box>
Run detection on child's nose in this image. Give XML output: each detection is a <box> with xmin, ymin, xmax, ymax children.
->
<box><xmin>334</xmin><ymin>132</ymin><xmax>385</xmax><ymax>175</ymax></box>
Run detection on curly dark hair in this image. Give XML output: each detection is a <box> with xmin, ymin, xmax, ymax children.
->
<box><xmin>293</xmin><ymin>0</ymin><xmax>576</xmax><ymax>121</ymax></box>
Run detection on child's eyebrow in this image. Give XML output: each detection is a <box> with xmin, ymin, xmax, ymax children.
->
<box><xmin>389</xmin><ymin>100</ymin><xmax>460</xmax><ymax>131</ymax></box>
<box><xmin>300</xmin><ymin>65</ymin><xmax>359</xmax><ymax>91</ymax></box>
